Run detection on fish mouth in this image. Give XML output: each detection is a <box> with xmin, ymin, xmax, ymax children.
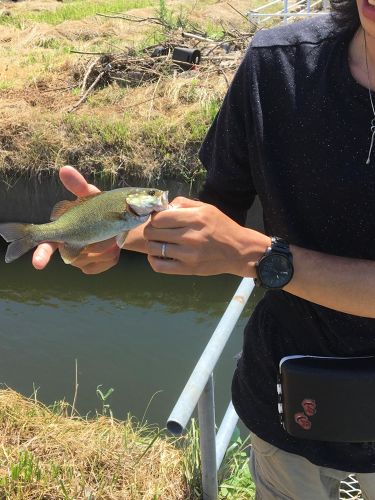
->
<box><xmin>127</xmin><ymin>205</ymin><xmax>141</xmax><ymax>216</ymax></box>
<box><xmin>153</xmin><ymin>191</ymin><xmax>169</xmax><ymax>212</ymax></box>
<box><xmin>128</xmin><ymin>191</ymin><xmax>169</xmax><ymax>216</ymax></box>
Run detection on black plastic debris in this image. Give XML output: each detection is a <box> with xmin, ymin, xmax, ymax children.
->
<box><xmin>172</xmin><ymin>47</ymin><xmax>201</xmax><ymax>69</ymax></box>
<box><xmin>151</xmin><ymin>46</ymin><xmax>170</xmax><ymax>57</ymax></box>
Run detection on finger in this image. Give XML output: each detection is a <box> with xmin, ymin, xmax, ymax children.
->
<box><xmin>146</xmin><ymin>240</ymin><xmax>180</xmax><ymax>259</ymax></box>
<box><xmin>32</xmin><ymin>243</ymin><xmax>58</xmax><ymax>270</ymax></box>
<box><xmin>148</xmin><ymin>254</ymin><xmax>224</xmax><ymax>276</ymax></box>
<box><xmin>143</xmin><ymin>225</ymin><xmax>188</xmax><ymax>244</ymax></box>
<box><xmin>170</xmin><ymin>197</ymin><xmax>203</xmax><ymax>208</ymax></box>
<box><xmin>146</xmin><ymin>240</ymin><xmax>210</xmax><ymax>267</ymax></box>
<box><xmin>80</xmin><ymin>258</ymin><xmax>120</xmax><ymax>275</ymax></box>
<box><xmin>78</xmin><ymin>239</ymin><xmax>117</xmax><ymax>254</ymax></box>
<box><xmin>150</xmin><ymin>207</ymin><xmax>203</xmax><ymax>229</ymax></box>
<box><xmin>59</xmin><ymin>166</ymin><xmax>100</xmax><ymax>197</ymax></box>
<box><xmin>70</xmin><ymin>248</ymin><xmax>120</xmax><ymax>268</ymax></box>
<box><xmin>147</xmin><ymin>255</ymin><xmax>192</xmax><ymax>275</ymax></box>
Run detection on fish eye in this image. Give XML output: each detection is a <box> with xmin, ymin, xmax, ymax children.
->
<box><xmin>148</xmin><ymin>190</ymin><xmax>156</xmax><ymax>196</ymax></box>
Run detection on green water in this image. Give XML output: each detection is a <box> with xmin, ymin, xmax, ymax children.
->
<box><xmin>0</xmin><ymin>248</ymin><xmax>262</xmax><ymax>427</ymax></box>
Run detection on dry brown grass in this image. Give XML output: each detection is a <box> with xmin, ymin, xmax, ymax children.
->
<box><xmin>0</xmin><ymin>61</ymin><xmax>230</xmax><ymax>186</ymax></box>
<box><xmin>0</xmin><ymin>388</ymin><xmax>188</xmax><ymax>499</ymax></box>
<box><xmin>0</xmin><ymin>0</ymin><xmax>254</xmax><ymax>183</ymax></box>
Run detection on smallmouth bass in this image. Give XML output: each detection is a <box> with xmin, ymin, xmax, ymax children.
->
<box><xmin>0</xmin><ymin>187</ymin><xmax>168</xmax><ymax>264</ymax></box>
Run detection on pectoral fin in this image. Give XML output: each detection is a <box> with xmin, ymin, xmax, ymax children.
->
<box><xmin>59</xmin><ymin>243</ymin><xmax>86</xmax><ymax>264</ymax></box>
<box><xmin>116</xmin><ymin>231</ymin><xmax>129</xmax><ymax>248</ymax></box>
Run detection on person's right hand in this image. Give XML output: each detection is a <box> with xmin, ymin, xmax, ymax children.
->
<box><xmin>32</xmin><ymin>166</ymin><xmax>121</xmax><ymax>274</ymax></box>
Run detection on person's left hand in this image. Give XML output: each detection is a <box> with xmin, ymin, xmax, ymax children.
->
<box><xmin>143</xmin><ymin>197</ymin><xmax>270</xmax><ymax>277</ymax></box>
<box><xmin>32</xmin><ymin>166</ymin><xmax>121</xmax><ymax>273</ymax></box>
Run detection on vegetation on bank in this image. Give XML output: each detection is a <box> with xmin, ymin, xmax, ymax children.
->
<box><xmin>0</xmin><ymin>388</ymin><xmax>254</xmax><ymax>499</ymax></box>
<box><xmin>0</xmin><ymin>0</ymin><xmax>252</xmax><ymax>186</ymax></box>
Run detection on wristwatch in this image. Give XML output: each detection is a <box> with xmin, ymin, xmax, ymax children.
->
<box><xmin>254</xmin><ymin>237</ymin><xmax>294</xmax><ymax>289</ymax></box>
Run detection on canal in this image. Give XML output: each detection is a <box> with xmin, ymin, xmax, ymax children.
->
<box><xmin>0</xmin><ymin>246</ymin><xmax>263</xmax><ymax>428</ymax></box>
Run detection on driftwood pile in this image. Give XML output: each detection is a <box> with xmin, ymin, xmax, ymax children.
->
<box><xmin>69</xmin><ymin>11</ymin><xmax>256</xmax><ymax>113</ymax></box>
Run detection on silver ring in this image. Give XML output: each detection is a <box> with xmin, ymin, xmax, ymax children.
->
<box><xmin>161</xmin><ymin>242</ymin><xmax>167</xmax><ymax>258</ymax></box>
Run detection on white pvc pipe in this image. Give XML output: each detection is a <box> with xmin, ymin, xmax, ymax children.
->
<box><xmin>198</xmin><ymin>375</ymin><xmax>218</xmax><ymax>500</ymax></box>
<box><xmin>167</xmin><ymin>278</ymin><xmax>254</xmax><ymax>435</ymax></box>
<box><xmin>215</xmin><ymin>401</ymin><xmax>239</xmax><ymax>470</ymax></box>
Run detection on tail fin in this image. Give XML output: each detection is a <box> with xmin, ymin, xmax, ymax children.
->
<box><xmin>0</xmin><ymin>223</ymin><xmax>35</xmax><ymax>263</ymax></box>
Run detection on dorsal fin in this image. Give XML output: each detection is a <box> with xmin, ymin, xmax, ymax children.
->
<box><xmin>50</xmin><ymin>193</ymin><xmax>102</xmax><ymax>221</ymax></box>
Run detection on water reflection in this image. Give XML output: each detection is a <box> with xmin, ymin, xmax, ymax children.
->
<box><xmin>0</xmin><ymin>248</ymin><xmax>261</xmax><ymax>315</ymax></box>
<box><xmin>0</xmin><ymin>248</ymin><xmax>262</xmax><ymax>425</ymax></box>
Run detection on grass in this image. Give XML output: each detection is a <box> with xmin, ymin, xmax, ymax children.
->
<box><xmin>183</xmin><ymin>421</ymin><xmax>256</xmax><ymax>499</ymax></box>
<box><xmin>0</xmin><ymin>82</ymin><xmax>223</xmax><ymax>185</ymax></box>
<box><xmin>0</xmin><ymin>0</ymin><xmax>236</xmax><ymax>183</ymax></box>
<box><xmin>0</xmin><ymin>388</ymin><xmax>186</xmax><ymax>499</ymax></box>
<box><xmin>0</xmin><ymin>388</ymin><xmax>255</xmax><ymax>499</ymax></box>
<box><xmin>0</xmin><ymin>0</ymin><xmax>157</xmax><ymax>26</ymax></box>
<box><xmin>30</xmin><ymin>0</ymin><xmax>155</xmax><ymax>25</ymax></box>
<box><xmin>218</xmin><ymin>429</ymin><xmax>256</xmax><ymax>499</ymax></box>
<box><xmin>0</xmin><ymin>0</ymin><xmax>246</xmax><ymax>183</ymax></box>
<box><xmin>21</xmin><ymin>47</ymin><xmax>71</xmax><ymax>71</ymax></box>
<box><xmin>0</xmin><ymin>81</ymin><xmax>14</xmax><ymax>90</ymax></box>
<box><xmin>64</xmin><ymin>114</ymin><xmax>130</xmax><ymax>147</ymax></box>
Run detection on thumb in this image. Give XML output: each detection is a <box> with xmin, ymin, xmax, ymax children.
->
<box><xmin>59</xmin><ymin>165</ymin><xmax>100</xmax><ymax>198</ymax></box>
<box><xmin>170</xmin><ymin>196</ymin><xmax>203</xmax><ymax>208</ymax></box>
<box><xmin>32</xmin><ymin>242</ymin><xmax>58</xmax><ymax>270</ymax></box>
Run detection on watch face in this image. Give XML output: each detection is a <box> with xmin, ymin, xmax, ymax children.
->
<box><xmin>258</xmin><ymin>253</ymin><xmax>293</xmax><ymax>288</ymax></box>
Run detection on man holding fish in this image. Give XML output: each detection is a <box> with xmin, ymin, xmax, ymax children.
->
<box><xmin>5</xmin><ymin>0</ymin><xmax>375</xmax><ymax>495</ymax></box>
<box><xmin>29</xmin><ymin>164</ymin><xmax>375</xmax><ymax>321</ymax></box>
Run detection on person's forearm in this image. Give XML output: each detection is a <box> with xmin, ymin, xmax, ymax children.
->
<box><xmin>124</xmin><ymin>207</ymin><xmax>375</xmax><ymax>319</ymax></box>
<box><xmin>284</xmin><ymin>246</ymin><xmax>375</xmax><ymax>318</ymax></box>
<box><xmin>232</xmin><ymin>227</ymin><xmax>375</xmax><ymax>318</ymax></box>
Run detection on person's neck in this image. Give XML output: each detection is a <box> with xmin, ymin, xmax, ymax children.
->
<box><xmin>348</xmin><ymin>28</ymin><xmax>375</xmax><ymax>90</ymax></box>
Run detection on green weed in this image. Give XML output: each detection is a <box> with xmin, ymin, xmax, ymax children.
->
<box><xmin>64</xmin><ymin>114</ymin><xmax>130</xmax><ymax>148</ymax></box>
<box><xmin>156</xmin><ymin>0</ymin><xmax>200</xmax><ymax>32</ymax></box>
<box><xmin>0</xmin><ymin>451</ymin><xmax>42</xmax><ymax>496</ymax></box>
<box><xmin>11</xmin><ymin>452</ymin><xmax>42</xmax><ymax>483</ymax></box>
<box><xmin>218</xmin><ymin>430</ymin><xmax>255</xmax><ymax>499</ymax></box>
<box><xmin>96</xmin><ymin>384</ymin><xmax>115</xmax><ymax>418</ymax></box>
<box><xmin>0</xmin><ymin>81</ymin><xmax>13</xmax><ymax>91</ymax></box>
<box><xmin>181</xmin><ymin>420</ymin><xmax>255</xmax><ymax>499</ymax></box>
<box><xmin>21</xmin><ymin>46</ymin><xmax>71</xmax><ymax>72</ymax></box>
<box><xmin>204</xmin><ymin>20</ymin><xmax>226</xmax><ymax>40</ymax></box>
<box><xmin>35</xmin><ymin>38</ymin><xmax>64</xmax><ymax>50</ymax></box>
<box><xmin>0</xmin><ymin>13</ymin><xmax>24</xmax><ymax>29</ymax></box>
<box><xmin>184</xmin><ymin>98</ymin><xmax>221</xmax><ymax>143</ymax></box>
<box><xmin>141</xmin><ymin>116</ymin><xmax>175</xmax><ymax>151</ymax></box>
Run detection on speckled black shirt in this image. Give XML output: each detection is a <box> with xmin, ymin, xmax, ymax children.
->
<box><xmin>199</xmin><ymin>15</ymin><xmax>375</xmax><ymax>472</ymax></box>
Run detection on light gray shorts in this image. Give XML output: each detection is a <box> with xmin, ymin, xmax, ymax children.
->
<box><xmin>249</xmin><ymin>434</ymin><xmax>375</xmax><ymax>500</ymax></box>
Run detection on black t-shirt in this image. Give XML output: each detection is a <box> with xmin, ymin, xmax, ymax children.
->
<box><xmin>199</xmin><ymin>16</ymin><xmax>375</xmax><ymax>472</ymax></box>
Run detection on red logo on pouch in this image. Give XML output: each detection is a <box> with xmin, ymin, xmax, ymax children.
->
<box><xmin>294</xmin><ymin>412</ymin><xmax>312</xmax><ymax>430</ymax></box>
<box><xmin>301</xmin><ymin>398</ymin><xmax>317</xmax><ymax>417</ymax></box>
<box><xmin>294</xmin><ymin>398</ymin><xmax>317</xmax><ymax>430</ymax></box>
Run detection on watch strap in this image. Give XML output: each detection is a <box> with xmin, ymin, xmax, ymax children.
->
<box><xmin>270</xmin><ymin>237</ymin><xmax>291</xmax><ymax>256</ymax></box>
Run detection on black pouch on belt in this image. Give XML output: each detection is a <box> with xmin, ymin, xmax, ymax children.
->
<box><xmin>277</xmin><ymin>355</ymin><xmax>375</xmax><ymax>442</ymax></box>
